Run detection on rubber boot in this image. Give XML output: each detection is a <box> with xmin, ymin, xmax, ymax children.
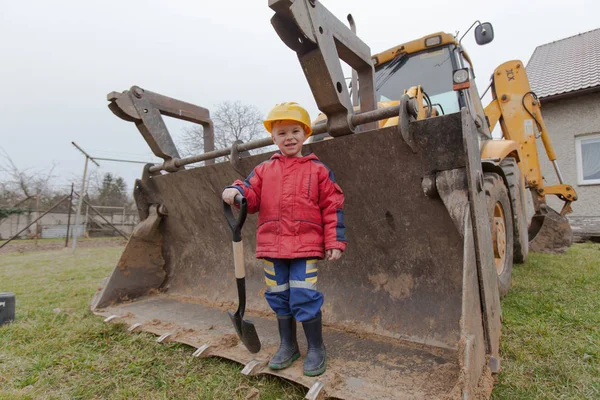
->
<box><xmin>302</xmin><ymin>312</ymin><xmax>326</xmax><ymax>376</ymax></box>
<box><xmin>268</xmin><ymin>315</ymin><xmax>300</xmax><ymax>370</ymax></box>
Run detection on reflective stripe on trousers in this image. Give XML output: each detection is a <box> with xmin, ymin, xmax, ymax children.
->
<box><xmin>262</xmin><ymin>258</ymin><xmax>323</xmax><ymax>322</ymax></box>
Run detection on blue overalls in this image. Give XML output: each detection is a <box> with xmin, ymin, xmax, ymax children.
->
<box><xmin>262</xmin><ymin>258</ymin><xmax>323</xmax><ymax>322</ymax></box>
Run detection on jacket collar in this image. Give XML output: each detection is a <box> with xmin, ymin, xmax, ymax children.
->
<box><xmin>270</xmin><ymin>152</ymin><xmax>319</xmax><ymax>163</ymax></box>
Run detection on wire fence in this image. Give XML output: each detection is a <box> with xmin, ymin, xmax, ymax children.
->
<box><xmin>0</xmin><ymin>202</ymin><xmax>138</xmax><ymax>241</ymax></box>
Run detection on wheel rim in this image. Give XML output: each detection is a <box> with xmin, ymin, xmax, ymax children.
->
<box><xmin>492</xmin><ymin>202</ymin><xmax>507</xmax><ymax>275</ymax></box>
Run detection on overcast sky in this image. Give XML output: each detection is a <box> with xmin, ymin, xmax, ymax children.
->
<box><xmin>1</xmin><ymin>0</ymin><xmax>598</xmax><ymax>194</ymax></box>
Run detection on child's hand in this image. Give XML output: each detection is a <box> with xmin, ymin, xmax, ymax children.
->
<box><xmin>222</xmin><ymin>188</ymin><xmax>240</xmax><ymax>205</ymax></box>
<box><xmin>326</xmin><ymin>249</ymin><xmax>342</xmax><ymax>261</ymax></box>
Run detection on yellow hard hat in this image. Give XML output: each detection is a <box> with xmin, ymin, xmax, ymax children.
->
<box><xmin>264</xmin><ymin>102</ymin><xmax>312</xmax><ymax>136</ymax></box>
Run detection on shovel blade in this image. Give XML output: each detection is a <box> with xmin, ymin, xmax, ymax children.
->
<box><xmin>229</xmin><ymin>311</ymin><xmax>261</xmax><ymax>353</ymax></box>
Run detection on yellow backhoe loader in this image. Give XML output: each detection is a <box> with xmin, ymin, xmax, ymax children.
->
<box><xmin>92</xmin><ymin>1</ymin><xmax>575</xmax><ymax>399</ymax></box>
<box><xmin>310</xmin><ymin>31</ymin><xmax>577</xmax><ymax>295</ymax></box>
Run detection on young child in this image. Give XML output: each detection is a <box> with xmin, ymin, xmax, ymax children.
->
<box><xmin>222</xmin><ymin>102</ymin><xmax>346</xmax><ymax>377</ymax></box>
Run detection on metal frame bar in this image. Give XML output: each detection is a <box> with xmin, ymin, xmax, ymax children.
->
<box><xmin>147</xmin><ymin>104</ymin><xmax>402</xmax><ymax>173</ymax></box>
<box><xmin>108</xmin><ymin>86</ymin><xmax>215</xmax><ymax>168</ymax></box>
<box><xmin>92</xmin><ymin>157</ymin><xmax>153</xmax><ymax>165</ymax></box>
<box><xmin>269</xmin><ymin>0</ymin><xmax>377</xmax><ymax>136</ymax></box>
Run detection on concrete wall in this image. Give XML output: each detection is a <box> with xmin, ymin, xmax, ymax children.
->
<box><xmin>41</xmin><ymin>225</ymin><xmax>86</xmax><ymax>239</ymax></box>
<box><xmin>0</xmin><ymin>211</ymin><xmax>138</xmax><ymax>239</ymax></box>
<box><xmin>536</xmin><ymin>90</ymin><xmax>600</xmax><ymax>218</ymax></box>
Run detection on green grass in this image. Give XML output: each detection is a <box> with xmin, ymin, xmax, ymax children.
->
<box><xmin>0</xmin><ymin>248</ymin><xmax>304</xmax><ymax>400</ymax></box>
<box><xmin>493</xmin><ymin>242</ymin><xmax>600</xmax><ymax>399</ymax></box>
<box><xmin>1</xmin><ymin>243</ymin><xmax>598</xmax><ymax>399</ymax></box>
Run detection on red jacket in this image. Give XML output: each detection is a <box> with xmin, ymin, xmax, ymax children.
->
<box><xmin>229</xmin><ymin>153</ymin><xmax>346</xmax><ymax>259</ymax></box>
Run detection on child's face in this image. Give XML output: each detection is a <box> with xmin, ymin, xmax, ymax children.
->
<box><xmin>271</xmin><ymin>120</ymin><xmax>308</xmax><ymax>157</ymax></box>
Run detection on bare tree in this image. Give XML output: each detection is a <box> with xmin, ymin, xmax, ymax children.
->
<box><xmin>179</xmin><ymin>126</ymin><xmax>205</xmax><ymax>158</ymax></box>
<box><xmin>179</xmin><ymin>101</ymin><xmax>267</xmax><ymax>159</ymax></box>
<box><xmin>0</xmin><ymin>149</ymin><xmax>56</xmax><ymax>207</ymax></box>
<box><xmin>0</xmin><ymin>148</ymin><xmax>57</xmax><ymax>233</ymax></box>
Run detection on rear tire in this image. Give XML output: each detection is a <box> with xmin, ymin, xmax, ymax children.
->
<box><xmin>500</xmin><ymin>157</ymin><xmax>529</xmax><ymax>264</ymax></box>
<box><xmin>484</xmin><ymin>173</ymin><xmax>514</xmax><ymax>297</ymax></box>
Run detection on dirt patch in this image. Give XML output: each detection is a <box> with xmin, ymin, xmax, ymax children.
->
<box><xmin>368</xmin><ymin>272</ymin><xmax>414</xmax><ymax>300</ymax></box>
<box><xmin>217</xmin><ymin>333</ymin><xmax>240</xmax><ymax>348</ymax></box>
<box><xmin>245</xmin><ymin>388</ymin><xmax>260</xmax><ymax>400</ymax></box>
<box><xmin>146</xmin><ymin>318</ymin><xmax>176</xmax><ymax>332</ymax></box>
<box><xmin>329</xmin><ymin>372</ymin><xmax>344</xmax><ymax>389</ymax></box>
<box><xmin>167</xmin><ymin>294</ymin><xmax>274</xmax><ymax>319</ymax></box>
<box><xmin>0</xmin><ymin>238</ymin><xmax>127</xmax><ymax>254</ymax></box>
<box><xmin>444</xmin><ymin>352</ymin><xmax>494</xmax><ymax>400</ymax></box>
<box><xmin>235</xmin><ymin>385</ymin><xmax>260</xmax><ymax>400</ymax></box>
<box><xmin>473</xmin><ymin>365</ymin><xmax>494</xmax><ymax>400</ymax></box>
<box><xmin>444</xmin><ymin>374</ymin><xmax>465</xmax><ymax>400</ymax></box>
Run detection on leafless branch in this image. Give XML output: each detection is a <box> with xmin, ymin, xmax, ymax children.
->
<box><xmin>177</xmin><ymin>101</ymin><xmax>268</xmax><ymax>160</ymax></box>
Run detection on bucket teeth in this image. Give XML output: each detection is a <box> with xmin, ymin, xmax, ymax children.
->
<box><xmin>241</xmin><ymin>360</ymin><xmax>266</xmax><ymax>376</ymax></box>
<box><xmin>305</xmin><ymin>380</ymin><xmax>326</xmax><ymax>400</ymax></box>
<box><xmin>192</xmin><ymin>344</ymin><xmax>211</xmax><ymax>358</ymax></box>
<box><xmin>156</xmin><ymin>332</ymin><xmax>173</xmax><ymax>343</ymax></box>
<box><xmin>127</xmin><ymin>323</ymin><xmax>143</xmax><ymax>332</ymax></box>
<box><xmin>103</xmin><ymin>315</ymin><xmax>120</xmax><ymax>323</ymax></box>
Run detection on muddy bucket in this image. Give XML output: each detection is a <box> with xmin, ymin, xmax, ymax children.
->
<box><xmin>529</xmin><ymin>207</ymin><xmax>573</xmax><ymax>253</ymax></box>
<box><xmin>92</xmin><ymin>110</ymin><xmax>500</xmax><ymax>399</ymax></box>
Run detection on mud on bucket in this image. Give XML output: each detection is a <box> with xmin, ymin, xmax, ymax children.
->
<box><xmin>0</xmin><ymin>292</ymin><xmax>16</xmax><ymax>325</ymax></box>
<box><xmin>529</xmin><ymin>208</ymin><xmax>573</xmax><ymax>253</ymax></box>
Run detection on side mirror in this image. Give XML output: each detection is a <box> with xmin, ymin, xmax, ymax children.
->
<box><xmin>475</xmin><ymin>22</ymin><xmax>494</xmax><ymax>45</ymax></box>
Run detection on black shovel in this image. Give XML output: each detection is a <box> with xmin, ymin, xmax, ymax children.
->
<box><xmin>223</xmin><ymin>194</ymin><xmax>261</xmax><ymax>353</ymax></box>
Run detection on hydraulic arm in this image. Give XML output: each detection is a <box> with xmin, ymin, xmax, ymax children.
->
<box><xmin>485</xmin><ymin>60</ymin><xmax>578</xmax><ymax>215</ymax></box>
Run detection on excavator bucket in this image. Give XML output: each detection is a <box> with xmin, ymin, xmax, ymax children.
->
<box><xmin>92</xmin><ymin>97</ymin><xmax>502</xmax><ymax>398</ymax></box>
<box><xmin>529</xmin><ymin>207</ymin><xmax>573</xmax><ymax>253</ymax></box>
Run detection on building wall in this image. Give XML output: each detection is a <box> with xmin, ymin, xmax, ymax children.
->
<box><xmin>536</xmin><ymin>91</ymin><xmax>600</xmax><ymax>217</ymax></box>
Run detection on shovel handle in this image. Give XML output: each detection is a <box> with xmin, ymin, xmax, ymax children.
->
<box><xmin>223</xmin><ymin>194</ymin><xmax>247</xmax><ymax>242</ymax></box>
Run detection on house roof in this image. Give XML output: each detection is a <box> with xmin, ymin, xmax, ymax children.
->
<box><xmin>526</xmin><ymin>28</ymin><xmax>600</xmax><ymax>99</ymax></box>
